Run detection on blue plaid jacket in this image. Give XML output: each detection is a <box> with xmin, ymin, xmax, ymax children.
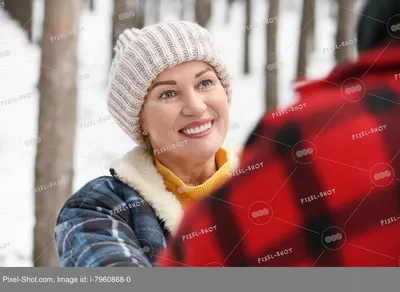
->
<box><xmin>55</xmin><ymin>175</ymin><xmax>170</xmax><ymax>267</ymax></box>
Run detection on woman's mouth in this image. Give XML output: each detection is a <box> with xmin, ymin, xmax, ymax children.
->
<box><xmin>179</xmin><ymin>120</ymin><xmax>214</xmax><ymax>139</ymax></box>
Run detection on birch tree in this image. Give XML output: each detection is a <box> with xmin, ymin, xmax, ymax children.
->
<box><xmin>112</xmin><ymin>0</ymin><xmax>145</xmax><ymax>59</ymax></box>
<box><xmin>243</xmin><ymin>0</ymin><xmax>251</xmax><ymax>74</ymax></box>
<box><xmin>335</xmin><ymin>0</ymin><xmax>356</xmax><ymax>63</ymax></box>
<box><xmin>296</xmin><ymin>0</ymin><xmax>314</xmax><ymax>78</ymax></box>
<box><xmin>34</xmin><ymin>0</ymin><xmax>82</xmax><ymax>267</ymax></box>
<box><xmin>4</xmin><ymin>0</ymin><xmax>33</xmax><ymax>41</ymax></box>
<box><xmin>195</xmin><ymin>0</ymin><xmax>212</xmax><ymax>28</ymax></box>
<box><xmin>266</xmin><ymin>0</ymin><xmax>279</xmax><ymax>110</ymax></box>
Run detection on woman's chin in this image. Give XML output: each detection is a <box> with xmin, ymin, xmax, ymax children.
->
<box><xmin>184</xmin><ymin>141</ymin><xmax>222</xmax><ymax>158</ymax></box>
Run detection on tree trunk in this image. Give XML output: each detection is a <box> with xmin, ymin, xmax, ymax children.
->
<box><xmin>179</xmin><ymin>0</ymin><xmax>185</xmax><ymax>20</ymax></box>
<box><xmin>225</xmin><ymin>0</ymin><xmax>234</xmax><ymax>24</ymax></box>
<box><xmin>4</xmin><ymin>0</ymin><xmax>33</xmax><ymax>42</ymax></box>
<box><xmin>137</xmin><ymin>0</ymin><xmax>146</xmax><ymax>28</ymax></box>
<box><xmin>112</xmin><ymin>0</ymin><xmax>145</xmax><ymax>60</ymax></box>
<box><xmin>90</xmin><ymin>0</ymin><xmax>94</xmax><ymax>11</ymax></box>
<box><xmin>296</xmin><ymin>0</ymin><xmax>314</xmax><ymax>79</ymax></box>
<box><xmin>243</xmin><ymin>0</ymin><xmax>251</xmax><ymax>74</ymax></box>
<box><xmin>307</xmin><ymin>0</ymin><xmax>315</xmax><ymax>54</ymax></box>
<box><xmin>156</xmin><ymin>0</ymin><xmax>162</xmax><ymax>22</ymax></box>
<box><xmin>195</xmin><ymin>0</ymin><xmax>212</xmax><ymax>28</ymax></box>
<box><xmin>34</xmin><ymin>0</ymin><xmax>82</xmax><ymax>267</ymax></box>
<box><xmin>335</xmin><ymin>0</ymin><xmax>356</xmax><ymax>63</ymax></box>
<box><xmin>266</xmin><ymin>0</ymin><xmax>279</xmax><ymax>111</ymax></box>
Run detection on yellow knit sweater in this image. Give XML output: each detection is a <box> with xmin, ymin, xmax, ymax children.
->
<box><xmin>154</xmin><ymin>147</ymin><xmax>231</xmax><ymax>210</ymax></box>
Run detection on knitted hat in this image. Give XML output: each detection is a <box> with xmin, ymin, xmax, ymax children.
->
<box><xmin>107</xmin><ymin>21</ymin><xmax>232</xmax><ymax>147</ymax></box>
<box><xmin>357</xmin><ymin>0</ymin><xmax>400</xmax><ymax>52</ymax></box>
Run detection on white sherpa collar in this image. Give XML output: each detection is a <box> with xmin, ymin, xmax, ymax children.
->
<box><xmin>110</xmin><ymin>146</ymin><xmax>241</xmax><ymax>235</ymax></box>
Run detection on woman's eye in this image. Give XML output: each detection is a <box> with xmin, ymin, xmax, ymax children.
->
<box><xmin>199</xmin><ymin>79</ymin><xmax>213</xmax><ymax>90</ymax></box>
<box><xmin>159</xmin><ymin>91</ymin><xmax>176</xmax><ymax>100</ymax></box>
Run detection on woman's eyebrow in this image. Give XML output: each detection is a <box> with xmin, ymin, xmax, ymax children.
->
<box><xmin>149</xmin><ymin>80</ymin><xmax>176</xmax><ymax>91</ymax></box>
<box><xmin>195</xmin><ymin>67</ymin><xmax>213</xmax><ymax>78</ymax></box>
<box><xmin>149</xmin><ymin>68</ymin><xmax>213</xmax><ymax>91</ymax></box>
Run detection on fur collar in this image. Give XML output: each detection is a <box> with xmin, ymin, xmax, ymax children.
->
<box><xmin>110</xmin><ymin>146</ymin><xmax>241</xmax><ymax>235</ymax></box>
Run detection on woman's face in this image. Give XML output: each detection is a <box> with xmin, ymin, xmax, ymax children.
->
<box><xmin>140</xmin><ymin>60</ymin><xmax>229</xmax><ymax>160</ymax></box>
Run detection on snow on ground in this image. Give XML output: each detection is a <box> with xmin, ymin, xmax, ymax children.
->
<box><xmin>0</xmin><ymin>0</ymin><xmax>360</xmax><ymax>266</ymax></box>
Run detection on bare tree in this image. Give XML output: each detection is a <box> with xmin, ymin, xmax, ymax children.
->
<box><xmin>243</xmin><ymin>0</ymin><xmax>251</xmax><ymax>74</ymax></box>
<box><xmin>4</xmin><ymin>0</ymin><xmax>33</xmax><ymax>41</ymax></box>
<box><xmin>195</xmin><ymin>0</ymin><xmax>212</xmax><ymax>28</ymax></box>
<box><xmin>265</xmin><ymin>0</ymin><xmax>279</xmax><ymax>111</ymax></box>
<box><xmin>178</xmin><ymin>0</ymin><xmax>185</xmax><ymax>20</ymax></box>
<box><xmin>34</xmin><ymin>0</ymin><xmax>82</xmax><ymax>267</ymax></box>
<box><xmin>308</xmin><ymin>0</ymin><xmax>315</xmax><ymax>54</ymax></box>
<box><xmin>335</xmin><ymin>0</ymin><xmax>356</xmax><ymax>63</ymax></box>
<box><xmin>296</xmin><ymin>0</ymin><xmax>314</xmax><ymax>78</ymax></box>
<box><xmin>156</xmin><ymin>0</ymin><xmax>162</xmax><ymax>22</ymax></box>
<box><xmin>137</xmin><ymin>0</ymin><xmax>146</xmax><ymax>28</ymax></box>
<box><xmin>89</xmin><ymin>0</ymin><xmax>94</xmax><ymax>11</ymax></box>
<box><xmin>112</xmin><ymin>0</ymin><xmax>145</xmax><ymax>60</ymax></box>
<box><xmin>225</xmin><ymin>0</ymin><xmax>234</xmax><ymax>24</ymax></box>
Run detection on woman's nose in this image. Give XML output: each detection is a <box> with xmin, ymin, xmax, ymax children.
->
<box><xmin>181</xmin><ymin>90</ymin><xmax>207</xmax><ymax>116</ymax></box>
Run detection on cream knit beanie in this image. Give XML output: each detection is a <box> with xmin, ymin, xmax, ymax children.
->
<box><xmin>107</xmin><ymin>21</ymin><xmax>232</xmax><ymax>147</ymax></box>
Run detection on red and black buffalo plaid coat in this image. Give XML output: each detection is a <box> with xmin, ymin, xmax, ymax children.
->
<box><xmin>157</xmin><ymin>39</ymin><xmax>400</xmax><ymax>267</ymax></box>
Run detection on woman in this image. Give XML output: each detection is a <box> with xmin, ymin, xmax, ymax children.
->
<box><xmin>55</xmin><ymin>21</ymin><xmax>240</xmax><ymax>267</ymax></box>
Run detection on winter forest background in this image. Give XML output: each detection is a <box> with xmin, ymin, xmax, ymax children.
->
<box><xmin>0</xmin><ymin>0</ymin><xmax>364</xmax><ymax>266</ymax></box>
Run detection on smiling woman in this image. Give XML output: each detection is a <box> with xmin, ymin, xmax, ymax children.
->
<box><xmin>54</xmin><ymin>21</ymin><xmax>241</xmax><ymax>267</ymax></box>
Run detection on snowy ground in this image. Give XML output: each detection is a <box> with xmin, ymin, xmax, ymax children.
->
<box><xmin>0</xmin><ymin>0</ymin><xmax>361</xmax><ymax>266</ymax></box>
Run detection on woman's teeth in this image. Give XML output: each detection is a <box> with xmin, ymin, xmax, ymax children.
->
<box><xmin>181</xmin><ymin>121</ymin><xmax>212</xmax><ymax>135</ymax></box>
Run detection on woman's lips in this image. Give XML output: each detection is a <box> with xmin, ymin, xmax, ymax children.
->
<box><xmin>179</xmin><ymin>121</ymin><xmax>214</xmax><ymax>139</ymax></box>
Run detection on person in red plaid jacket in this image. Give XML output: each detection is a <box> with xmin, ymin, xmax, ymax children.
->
<box><xmin>156</xmin><ymin>0</ymin><xmax>400</xmax><ymax>267</ymax></box>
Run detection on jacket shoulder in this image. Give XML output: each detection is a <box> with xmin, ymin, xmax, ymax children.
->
<box><xmin>61</xmin><ymin>176</ymin><xmax>143</xmax><ymax>212</ymax></box>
